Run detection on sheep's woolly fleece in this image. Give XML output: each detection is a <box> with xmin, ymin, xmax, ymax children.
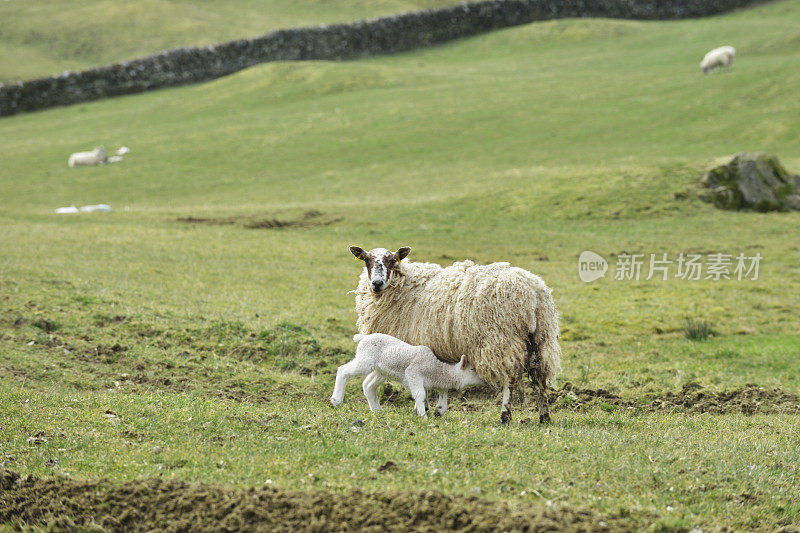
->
<box><xmin>700</xmin><ymin>45</ymin><xmax>735</xmax><ymax>72</ymax></box>
<box><xmin>355</xmin><ymin>260</ymin><xmax>561</xmax><ymax>389</ymax></box>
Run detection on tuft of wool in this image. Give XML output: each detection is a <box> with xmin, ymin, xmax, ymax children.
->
<box><xmin>354</xmin><ymin>260</ymin><xmax>561</xmax><ymax>389</ymax></box>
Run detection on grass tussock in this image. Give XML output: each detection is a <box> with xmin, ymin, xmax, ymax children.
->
<box><xmin>682</xmin><ymin>318</ymin><xmax>717</xmax><ymax>341</ymax></box>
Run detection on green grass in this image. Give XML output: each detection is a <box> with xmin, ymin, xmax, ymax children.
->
<box><xmin>3</xmin><ymin>388</ymin><xmax>799</xmax><ymax>531</ymax></box>
<box><xmin>0</xmin><ymin>0</ymin><xmax>462</xmax><ymax>83</ymax></box>
<box><xmin>1</xmin><ymin>0</ymin><xmax>800</xmax><ymax>530</ymax></box>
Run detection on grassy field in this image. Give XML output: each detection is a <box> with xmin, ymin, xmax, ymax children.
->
<box><xmin>0</xmin><ymin>0</ymin><xmax>462</xmax><ymax>83</ymax></box>
<box><xmin>1</xmin><ymin>0</ymin><xmax>800</xmax><ymax>530</ymax></box>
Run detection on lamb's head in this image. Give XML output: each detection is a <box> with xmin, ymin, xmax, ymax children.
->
<box><xmin>349</xmin><ymin>245</ymin><xmax>411</xmax><ymax>294</ymax></box>
<box><xmin>457</xmin><ymin>355</ymin><xmax>484</xmax><ymax>387</ymax></box>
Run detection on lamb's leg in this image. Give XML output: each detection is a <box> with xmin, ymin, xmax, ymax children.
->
<box><xmin>406</xmin><ymin>376</ymin><xmax>428</xmax><ymax>418</ymax></box>
<box><xmin>362</xmin><ymin>371</ymin><xmax>385</xmax><ymax>412</ymax></box>
<box><xmin>500</xmin><ymin>385</ymin><xmax>512</xmax><ymax>424</ymax></box>
<box><xmin>330</xmin><ymin>359</ymin><xmax>372</xmax><ymax>406</ymax></box>
<box><xmin>434</xmin><ymin>390</ymin><xmax>448</xmax><ymax>417</ymax></box>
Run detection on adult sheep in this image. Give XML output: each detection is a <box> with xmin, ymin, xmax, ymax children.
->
<box><xmin>700</xmin><ymin>46</ymin><xmax>735</xmax><ymax>74</ymax></box>
<box><xmin>349</xmin><ymin>246</ymin><xmax>561</xmax><ymax>424</ymax></box>
<box><xmin>68</xmin><ymin>146</ymin><xmax>107</xmax><ymax>167</ymax></box>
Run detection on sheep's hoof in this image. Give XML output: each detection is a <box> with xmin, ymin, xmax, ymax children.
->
<box><xmin>329</xmin><ymin>397</ymin><xmax>340</xmax><ymax>407</ymax></box>
<box><xmin>434</xmin><ymin>410</ymin><xmax>443</xmax><ymax>417</ymax></box>
<box><xmin>539</xmin><ymin>412</ymin><xmax>551</xmax><ymax>424</ymax></box>
<box><xmin>500</xmin><ymin>409</ymin><xmax>511</xmax><ymax>424</ymax></box>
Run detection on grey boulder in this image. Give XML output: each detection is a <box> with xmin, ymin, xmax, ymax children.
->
<box><xmin>701</xmin><ymin>153</ymin><xmax>800</xmax><ymax>211</ymax></box>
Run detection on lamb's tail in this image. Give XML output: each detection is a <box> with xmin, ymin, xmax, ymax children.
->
<box><xmin>528</xmin><ymin>285</ymin><xmax>562</xmax><ymax>386</ymax></box>
<box><xmin>353</xmin><ymin>334</ymin><xmax>366</xmax><ymax>343</ymax></box>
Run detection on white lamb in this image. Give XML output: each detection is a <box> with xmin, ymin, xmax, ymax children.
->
<box><xmin>68</xmin><ymin>146</ymin><xmax>108</xmax><ymax>167</ymax></box>
<box><xmin>330</xmin><ymin>333</ymin><xmax>484</xmax><ymax>418</ymax></box>
<box><xmin>700</xmin><ymin>46</ymin><xmax>735</xmax><ymax>74</ymax></box>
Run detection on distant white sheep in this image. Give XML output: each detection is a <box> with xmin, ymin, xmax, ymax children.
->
<box><xmin>68</xmin><ymin>146</ymin><xmax>107</xmax><ymax>167</ymax></box>
<box><xmin>330</xmin><ymin>333</ymin><xmax>484</xmax><ymax>418</ymax></box>
<box><xmin>701</xmin><ymin>46</ymin><xmax>735</xmax><ymax>74</ymax></box>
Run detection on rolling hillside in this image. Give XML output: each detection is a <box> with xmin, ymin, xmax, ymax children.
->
<box><xmin>0</xmin><ymin>0</ymin><xmax>462</xmax><ymax>82</ymax></box>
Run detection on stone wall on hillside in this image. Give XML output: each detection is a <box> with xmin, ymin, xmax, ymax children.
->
<box><xmin>0</xmin><ymin>0</ymin><xmax>765</xmax><ymax>117</ymax></box>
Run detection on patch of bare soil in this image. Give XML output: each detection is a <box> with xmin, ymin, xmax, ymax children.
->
<box><xmin>0</xmin><ymin>364</ymin><xmax>28</xmax><ymax>382</ymax></box>
<box><xmin>552</xmin><ymin>382</ymin><xmax>799</xmax><ymax>415</ymax></box>
<box><xmin>650</xmin><ymin>382</ymin><xmax>799</xmax><ymax>414</ymax></box>
<box><xmin>551</xmin><ymin>383</ymin><xmax>632</xmax><ymax>410</ymax></box>
<box><xmin>0</xmin><ymin>470</ymin><xmax>636</xmax><ymax>532</ymax></box>
<box><xmin>176</xmin><ymin>216</ymin><xmax>239</xmax><ymax>225</ymax></box>
<box><xmin>435</xmin><ymin>383</ymin><xmax>798</xmax><ymax>416</ymax></box>
<box><xmin>177</xmin><ymin>210</ymin><xmax>340</xmax><ymax>230</ymax></box>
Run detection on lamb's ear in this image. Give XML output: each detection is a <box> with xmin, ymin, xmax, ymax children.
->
<box><xmin>350</xmin><ymin>246</ymin><xmax>367</xmax><ymax>261</ymax></box>
<box><xmin>395</xmin><ymin>246</ymin><xmax>411</xmax><ymax>261</ymax></box>
<box><xmin>460</xmin><ymin>355</ymin><xmax>468</xmax><ymax>370</ymax></box>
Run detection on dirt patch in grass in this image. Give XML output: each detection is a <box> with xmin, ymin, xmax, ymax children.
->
<box><xmin>0</xmin><ymin>364</ymin><xmax>29</xmax><ymax>382</ymax></box>
<box><xmin>650</xmin><ymin>382</ymin><xmax>800</xmax><ymax>414</ymax></box>
<box><xmin>552</xmin><ymin>382</ymin><xmax>799</xmax><ymax>415</ymax></box>
<box><xmin>0</xmin><ymin>470</ymin><xmax>637</xmax><ymax>532</ymax></box>
<box><xmin>551</xmin><ymin>383</ymin><xmax>632</xmax><ymax>411</ymax></box>
<box><xmin>94</xmin><ymin>315</ymin><xmax>128</xmax><ymax>327</ymax></box>
<box><xmin>177</xmin><ymin>210</ymin><xmax>340</xmax><ymax>230</ymax></box>
<box><xmin>176</xmin><ymin>215</ymin><xmax>239</xmax><ymax>225</ymax></box>
<box><xmin>3</xmin><ymin>313</ymin><xmax>330</xmax><ymax>402</ymax></box>
<box><xmin>442</xmin><ymin>383</ymin><xmax>798</xmax><ymax>416</ymax></box>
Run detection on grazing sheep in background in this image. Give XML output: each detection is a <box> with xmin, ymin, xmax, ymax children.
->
<box><xmin>68</xmin><ymin>146</ymin><xmax>107</xmax><ymax>167</ymax></box>
<box><xmin>79</xmin><ymin>204</ymin><xmax>112</xmax><ymax>212</ymax></box>
<box><xmin>349</xmin><ymin>246</ymin><xmax>561</xmax><ymax>424</ymax></box>
<box><xmin>701</xmin><ymin>46</ymin><xmax>735</xmax><ymax>74</ymax></box>
<box><xmin>330</xmin><ymin>333</ymin><xmax>484</xmax><ymax>418</ymax></box>
<box><xmin>108</xmin><ymin>147</ymin><xmax>131</xmax><ymax>164</ymax></box>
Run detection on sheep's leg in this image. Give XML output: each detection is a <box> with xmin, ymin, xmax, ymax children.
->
<box><xmin>526</xmin><ymin>334</ymin><xmax>551</xmax><ymax>424</ymax></box>
<box><xmin>362</xmin><ymin>371</ymin><xmax>385</xmax><ymax>412</ymax></box>
<box><xmin>530</xmin><ymin>361</ymin><xmax>551</xmax><ymax>424</ymax></box>
<box><xmin>330</xmin><ymin>359</ymin><xmax>372</xmax><ymax>406</ymax></box>
<box><xmin>500</xmin><ymin>385</ymin><xmax>512</xmax><ymax>424</ymax></box>
<box><xmin>434</xmin><ymin>390</ymin><xmax>448</xmax><ymax>417</ymax></box>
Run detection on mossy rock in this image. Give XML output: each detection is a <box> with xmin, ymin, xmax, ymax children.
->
<box><xmin>700</xmin><ymin>153</ymin><xmax>800</xmax><ymax>211</ymax></box>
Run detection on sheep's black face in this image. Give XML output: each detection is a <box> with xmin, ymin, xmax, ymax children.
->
<box><xmin>350</xmin><ymin>245</ymin><xmax>411</xmax><ymax>294</ymax></box>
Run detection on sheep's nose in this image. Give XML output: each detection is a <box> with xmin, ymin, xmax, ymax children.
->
<box><xmin>372</xmin><ymin>280</ymin><xmax>384</xmax><ymax>290</ymax></box>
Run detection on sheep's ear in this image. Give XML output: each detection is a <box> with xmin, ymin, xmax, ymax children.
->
<box><xmin>350</xmin><ymin>246</ymin><xmax>367</xmax><ymax>261</ymax></box>
<box><xmin>460</xmin><ymin>355</ymin><xmax>468</xmax><ymax>370</ymax></box>
<box><xmin>395</xmin><ymin>246</ymin><xmax>411</xmax><ymax>261</ymax></box>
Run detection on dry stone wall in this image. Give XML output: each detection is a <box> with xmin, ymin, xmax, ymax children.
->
<box><xmin>0</xmin><ymin>0</ymin><xmax>765</xmax><ymax>117</ymax></box>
